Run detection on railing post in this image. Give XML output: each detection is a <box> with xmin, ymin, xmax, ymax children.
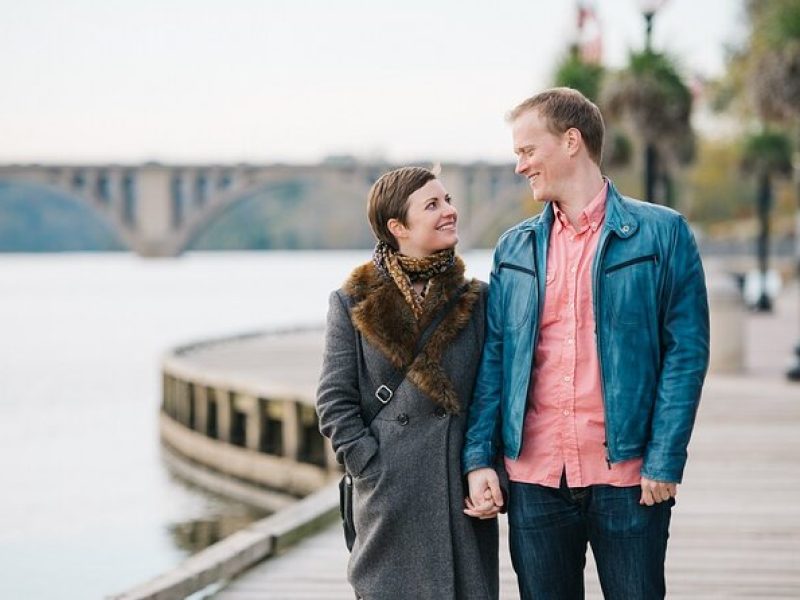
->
<box><xmin>238</xmin><ymin>394</ymin><xmax>264</xmax><ymax>452</ymax></box>
<box><xmin>216</xmin><ymin>389</ymin><xmax>233</xmax><ymax>443</ymax></box>
<box><xmin>282</xmin><ymin>400</ymin><xmax>300</xmax><ymax>461</ymax></box>
<box><xmin>193</xmin><ymin>385</ymin><xmax>208</xmax><ymax>434</ymax></box>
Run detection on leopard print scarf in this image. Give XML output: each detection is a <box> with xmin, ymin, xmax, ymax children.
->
<box><xmin>373</xmin><ymin>241</ymin><xmax>456</xmax><ymax>320</ymax></box>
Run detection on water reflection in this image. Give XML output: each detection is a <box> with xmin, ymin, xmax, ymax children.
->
<box><xmin>168</xmin><ymin>511</ymin><xmax>264</xmax><ymax>554</ymax></box>
<box><xmin>162</xmin><ymin>471</ymin><xmax>268</xmax><ymax>554</ymax></box>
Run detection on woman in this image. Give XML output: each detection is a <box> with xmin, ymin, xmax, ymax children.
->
<box><xmin>316</xmin><ymin>166</ymin><xmax>499</xmax><ymax>599</ymax></box>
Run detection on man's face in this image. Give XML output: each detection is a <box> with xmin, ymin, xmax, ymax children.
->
<box><xmin>511</xmin><ymin>109</ymin><xmax>571</xmax><ymax>204</ymax></box>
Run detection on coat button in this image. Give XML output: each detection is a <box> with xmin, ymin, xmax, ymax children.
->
<box><xmin>621</xmin><ymin>225</ymin><xmax>630</xmax><ymax>233</ymax></box>
<box><xmin>397</xmin><ymin>413</ymin><xmax>409</xmax><ymax>426</ymax></box>
<box><xmin>434</xmin><ymin>406</ymin><xmax>447</xmax><ymax>419</ymax></box>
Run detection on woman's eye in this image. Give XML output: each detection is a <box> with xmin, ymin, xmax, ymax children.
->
<box><xmin>426</xmin><ymin>201</ymin><xmax>436</xmax><ymax>210</ymax></box>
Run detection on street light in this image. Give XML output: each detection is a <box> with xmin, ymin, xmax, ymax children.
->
<box><xmin>638</xmin><ymin>0</ymin><xmax>667</xmax><ymax>203</ymax></box>
<box><xmin>788</xmin><ymin>142</ymin><xmax>800</xmax><ymax>381</ymax></box>
<box><xmin>639</xmin><ymin>0</ymin><xmax>666</xmax><ymax>52</ymax></box>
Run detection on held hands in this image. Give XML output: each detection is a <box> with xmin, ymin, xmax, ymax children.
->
<box><xmin>640</xmin><ymin>476</ymin><xmax>677</xmax><ymax>506</ymax></box>
<box><xmin>463</xmin><ymin>468</ymin><xmax>503</xmax><ymax>520</ymax></box>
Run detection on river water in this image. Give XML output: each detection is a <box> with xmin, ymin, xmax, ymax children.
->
<box><xmin>0</xmin><ymin>250</ymin><xmax>491</xmax><ymax>599</ymax></box>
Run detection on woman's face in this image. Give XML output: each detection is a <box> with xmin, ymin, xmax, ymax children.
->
<box><xmin>389</xmin><ymin>179</ymin><xmax>458</xmax><ymax>258</ymax></box>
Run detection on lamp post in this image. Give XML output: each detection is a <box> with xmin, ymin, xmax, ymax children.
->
<box><xmin>788</xmin><ymin>135</ymin><xmax>800</xmax><ymax>381</ymax></box>
<box><xmin>639</xmin><ymin>0</ymin><xmax>666</xmax><ymax>204</ymax></box>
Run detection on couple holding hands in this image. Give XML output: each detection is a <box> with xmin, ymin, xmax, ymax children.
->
<box><xmin>317</xmin><ymin>87</ymin><xmax>710</xmax><ymax>600</ymax></box>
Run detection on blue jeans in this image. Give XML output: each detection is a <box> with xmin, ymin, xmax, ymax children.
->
<box><xmin>508</xmin><ymin>476</ymin><xmax>673</xmax><ymax>600</ymax></box>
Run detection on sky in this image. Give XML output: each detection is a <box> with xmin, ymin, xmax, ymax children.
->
<box><xmin>0</xmin><ymin>0</ymin><xmax>746</xmax><ymax>164</ymax></box>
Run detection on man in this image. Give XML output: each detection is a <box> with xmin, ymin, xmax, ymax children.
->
<box><xmin>462</xmin><ymin>88</ymin><xmax>709</xmax><ymax>599</ymax></box>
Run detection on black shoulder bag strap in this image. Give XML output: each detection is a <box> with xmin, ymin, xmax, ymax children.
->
<box><xmin>359</xmin><ymin>282</ymin><xmax>469</xmax><ymax>427</ymax></box>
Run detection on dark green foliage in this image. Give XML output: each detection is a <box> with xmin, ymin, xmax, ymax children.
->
<box><xmin>554</xmin><ymin>50</ymin><xmax>605</xmax><ymax>101</ymax></box>
<box><xmin>741</xmin><ymin>130</ymin><xmax>794</xmax><ymax>176</ymax></box>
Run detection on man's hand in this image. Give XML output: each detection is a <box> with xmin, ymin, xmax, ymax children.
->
<box><xmin>640</xmin><ymin>476</ymin><xmax>677</xmax><ymax>506</ymax></box>
<box><xmin>463</xmin><ymin>467</ymin><xmax>503</xmax><ymax>519</ymax></box>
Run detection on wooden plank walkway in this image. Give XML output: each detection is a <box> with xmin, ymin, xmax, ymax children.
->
<box><xmin>216</xmin><ymin>283</ymin><xmax>800</xmax><ymax>599</ymax></box>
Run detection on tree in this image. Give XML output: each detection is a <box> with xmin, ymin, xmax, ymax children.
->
<box><xmin>601</xmin><ymin>51</ymin><xmax>695</xmax><ymax>206</ymax></box>
<box><xmin>741</xmin><ymin>130</ymin><xmax>793</xmax><ymax>310</ymax></box>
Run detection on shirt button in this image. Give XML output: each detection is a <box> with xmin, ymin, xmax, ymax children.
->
<box><xmin>566</xmin><ymin>338</ymin><xmax>574</xmax><ymax>344</ymax></box>
<box><xmin>397</xmin><ymin>413</ymin><xmax>410</xmax><ymax>426</ymax></box>
<box><xmin>563</xmin><ymin>409</ymin><xmax>570</xmax><ymax>416</ymax></box>
<box><xmin>564</xmin><ymin>375</ymin><xmax>572</xmax><ymax>382</ymax></box>
<box><xmin>570</xmin><ymin>266</ymin><xmax>577</xmax><ymax>273</ymax></box>
<box><xmin>434</xmin><ymin>406</ymin><xmax>447</xmax><ymax>419</ymax></box>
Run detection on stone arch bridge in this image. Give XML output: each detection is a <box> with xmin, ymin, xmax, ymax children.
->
<box><xmin>0</xmin><ymin>162</ymin><xmax>528</xmax><ymax>256</ymax></box>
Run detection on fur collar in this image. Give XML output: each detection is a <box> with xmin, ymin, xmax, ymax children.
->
<box><xmin>343</xmin><ymin>256</ymin><xmax>483</xmax><ymax>413</ymax></box>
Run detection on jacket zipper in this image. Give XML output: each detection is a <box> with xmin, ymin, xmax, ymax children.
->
<box><xmin>593</xmin><ymin>228</ymin><xmax>613</xmax><ymax>468</ymax></box>
<box><xmin>498</xmin><ymin>262</ymin><xmax>536</xmax><ymax>277</ymax></box>
<box><xmin>604</xmin><ymin>253</ymin><xmax>658</xmax><ymax>274</ymax></box>
<box><xmin>513</xmin><ymin>230</ymin><xmax>541</xmax><ymax>462</ymax></box>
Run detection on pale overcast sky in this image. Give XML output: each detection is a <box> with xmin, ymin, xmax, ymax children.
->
<box><xmin>0</xmin><ymin>0</ymin><xmax>745</xmax><ymax>164</ymax></box>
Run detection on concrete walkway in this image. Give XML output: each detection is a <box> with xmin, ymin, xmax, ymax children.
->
<box><xmin>215</xmin><ymin>283</ymin><xmax>800</xmax><ymax>599</ymax></box>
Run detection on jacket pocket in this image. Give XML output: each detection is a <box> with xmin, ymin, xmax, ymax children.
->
<box><xmin>498</xmin><ymin>262</ymin><xmax>535</xmax><ymax>327</ymax></box>
<box><xmin>604</xmin><ymin>254</ymin><xmax>658</xmax><ymax>326</ymax></box>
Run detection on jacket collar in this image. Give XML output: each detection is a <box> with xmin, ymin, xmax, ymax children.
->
<box><xmin>519</xmin><ymin>178</ymin><xmax>638</xmax><ymax>239</ymax></box>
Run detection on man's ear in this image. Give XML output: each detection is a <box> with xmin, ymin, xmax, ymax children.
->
<box><xmin>387</xmin><ymin>218</ymin><xmax>407</xmax><ymax>241</ymax></box>
<box><xmin>566</xmin><ymin>127</ymin><xmax>582</xmax><ymax>157</ymax></box>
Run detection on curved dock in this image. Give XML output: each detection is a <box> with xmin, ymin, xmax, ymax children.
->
<box><xmin>113</xmin><ymin>282</ymin><xmax>800</xmax><ymax>599</ymax></box>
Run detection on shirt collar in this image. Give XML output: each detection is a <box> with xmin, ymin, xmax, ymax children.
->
<box><xmin>553</xmin><ymin>181</ymin><xmax>608</xmax><ymax>235</ymax></box>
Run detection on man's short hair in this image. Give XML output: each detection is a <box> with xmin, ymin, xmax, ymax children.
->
<box><xmin>508</xmin><ymin>87</ymin><xmax>605</xmax><ymax>165</ymax></box>
<box><xmin>367</xmin><ymin>166</ymin><xmax>436</xmax><ymax>250</ymax></box>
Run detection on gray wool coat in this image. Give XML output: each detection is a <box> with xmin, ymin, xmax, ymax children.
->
<box><xmin>316</xmin><ymin>259</ymin><xmax>499</xmax><ymax>600</ymax></box>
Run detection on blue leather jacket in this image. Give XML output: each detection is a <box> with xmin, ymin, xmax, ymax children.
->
<box><xmin>463</xmin><ymin>181</ymin><xmax>710</xmax><ymax>483</ymax></box>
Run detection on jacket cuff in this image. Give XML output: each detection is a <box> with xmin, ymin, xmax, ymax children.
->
<box><xmin>462</xmin><ymin>442</ymin><xmax>496</xmax><ymax>475</ymax></box>
<box><xmin>641</xmin><ymin>456</ymin><xmax>685</xmax><ymax>484</ymax></box>
<box><xmin>343</xmin><ymin>435</ymin><xmax>379</xmax><ymax>477</ymax></box>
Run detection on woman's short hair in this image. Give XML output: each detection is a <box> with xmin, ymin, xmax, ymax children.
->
<box><xmin>508</xmin><ymin>87</ymin><xmax>605</xmax><ymax>165</ymax></box>
<box><xmin>367</xmin><ymin>166</ymin><xmax>436</xmax><ymax>249</ymax></box>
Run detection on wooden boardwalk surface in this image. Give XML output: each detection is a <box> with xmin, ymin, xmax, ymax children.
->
<box><xmin>215</xmin><ymin>284</ymin><xmax>800</xmax><ymax>599</ymax></box>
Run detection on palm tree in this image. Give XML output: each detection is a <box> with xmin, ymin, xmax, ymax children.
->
<box><xmin>740</xmin><ymin>0</ymin><xmax>800</xmax><ymax>375</ymax></box>
<box><xmin>601</xmin><ymin>51</ymin><xmax>694</xmax><ymax>206</ymax></box>
<box><xmin>553</xmin><ymin>48</ymin><xmax>632</xmax><ymax>170</ymax></box>
<box><xmin>740</xmin><ymin>131</ymin><xmax>793</xmax><ymax>311</ymax></box>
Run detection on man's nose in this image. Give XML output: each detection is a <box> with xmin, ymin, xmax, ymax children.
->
<box><xmin>515</xmin><ymin>156</ymin><xmax>526</xmax><ymax>175</ymax></box>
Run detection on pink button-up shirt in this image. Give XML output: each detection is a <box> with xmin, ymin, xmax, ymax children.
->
<box><xmin>505</xmin><ymin>182</ymin><xmax>643</xmax><ymax>488</ymax></box>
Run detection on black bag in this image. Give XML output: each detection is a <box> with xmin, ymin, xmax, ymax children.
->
<box><xmin>339</xmin><ymin>472</ymin><xmax>356</xmax><ymax>550</ymax></box>
<box><xmin>338</xmin><ymin>284</ymin><xmax>468</xmax><ymax>551</ymax></box>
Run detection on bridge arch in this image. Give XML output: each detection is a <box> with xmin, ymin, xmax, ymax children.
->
<box><xmin>0</xmin><ymin>179</ymin><xmax>130</xmax><ymax>251</ymax></box>
<box><xmin>175</xmin><ymin>175</ymin><xmax>375</xmax><ymax>254</ymax></box>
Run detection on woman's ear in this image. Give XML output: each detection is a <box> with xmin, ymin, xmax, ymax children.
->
<box><xmin>387</xmin><ymin>218</ymin><xmax>407</xmax><ymax>241</ymax></box>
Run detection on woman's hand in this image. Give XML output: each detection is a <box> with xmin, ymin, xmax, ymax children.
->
<box><xmin>463</xmin><ymin>467</ymin><xmax>503</xmax><ymax>519</ymax></box>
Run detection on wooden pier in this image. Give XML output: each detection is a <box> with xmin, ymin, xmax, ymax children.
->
<box><xmin>215</xmin><ymin>284</ymin><xmax>800</xmax><ymax>599</ymax></box>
